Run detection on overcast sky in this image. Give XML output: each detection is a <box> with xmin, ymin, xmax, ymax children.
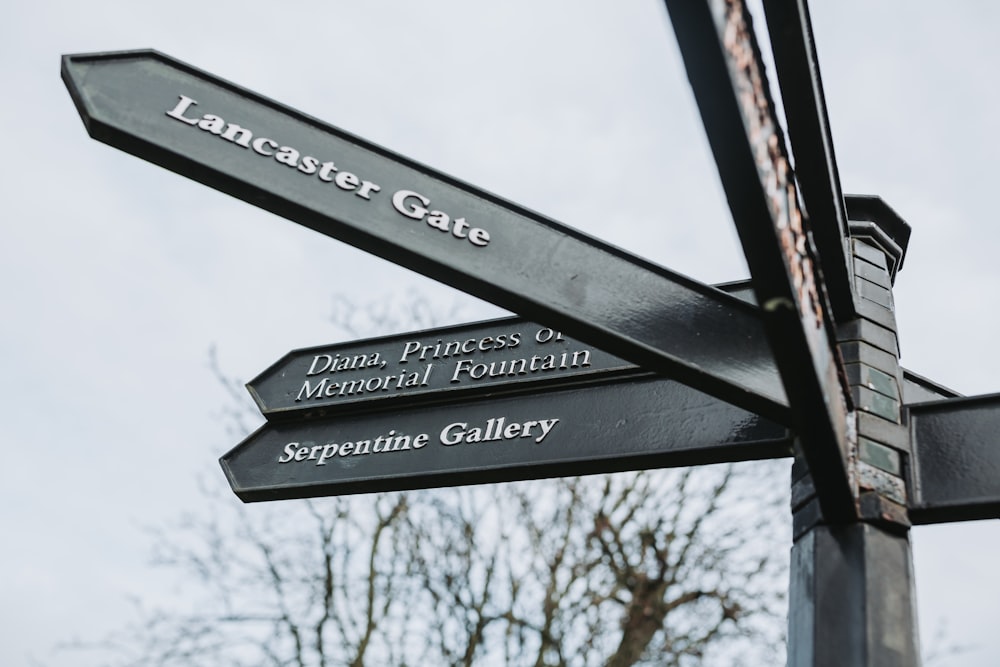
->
<box><xmin>3</xmin><ymin>1</ymin><xmax>998</xmax><ymax>665</ymax></box>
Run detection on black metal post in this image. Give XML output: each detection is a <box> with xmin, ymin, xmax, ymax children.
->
<box><xmin>789</xmin><ymin>198</ymin><xmax>920</xmax><ymax>666</ymax></box>
<box><xmin>788</xmin><ymin>522</ymin><xmax>920</xmax><ymax>665</ymax></box>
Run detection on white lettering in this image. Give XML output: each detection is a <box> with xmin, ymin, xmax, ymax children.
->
<box><xmin>390</xmin><ymin>189</ymin><xmax>490</xmax><ymax>246</ymax></box>
<box><xmin>440</xmin><ymin>422</ymin><xmax>466</xmax><ymax>446</ymax></box>
<box><xmin>439</xmin><ymin>418</ymin><xmax>559</xmax><ymax>446</ymax></box>
<box><xmin>165</xmin><ymin>95</ymin><xmax>200</xmax><ymax>125</ymax></box>
<box><xmin>198</xmin><ymin>114</ymin><xmax>226</xmax><ymax>135</ymax></box>
<box><xmin>275</xmin><ymin>145</ymin><xmax>300</xmax><ymax>167</ymax></box>
<box><xmin>317</xmin><ymin>443</ymin><xmax>339</xmax><ymax>465</ymax></box>
<box><xmin>307</xmin><ymin>354</ymin><xmax>334</xmax><ymax>375</ymax></box>
<box><xmin>399</xmin><ymin>340</ymin><xmax>422</xmax><ymax>363</ymax></box>
<box><xmin>298</xmin><ymin>155</ymin><xmax>320</xmax><ymax>175</ymax></box>
<box><xmin>166</xmin><ymin>94</ymin><xmax>430</xmax><ymax>229</ymax></box>
<box><xmin>221</xmin><ymin>123</ymin><xmax>253</xmax><ymax>148</ymax></box>
<box><xmin>278</xmin><ymin>442</ymin><xmax>298</xmax><ymax>463</ymax></box>
<box><xmin>334</xmin><ymin>171</ymin><xmax>360</xmax><ymax>191</ymax></box>
<box><xmin>296</xmin><ymin>377</ymin><xmax>327</xmax><ymax>401</ymax></box>
<box><xmin>535</xmin><ymin>328</ymin><xmax>565</xmax><ymax>344</ymax></box>
<box><xmin>534</xmin><ymin>419</ymin><xmax>559</xmax><ymax>443</ymax></box>
<box><xmin>355</xmin><ymin>180</ymin><xmax>381</xmax><ymax>200</ymax></box>
<box><xmin>468</xmin><ymin>227</ymin><xmax>491</xmax><ymax>247</ymax></box>
<box><xmin>426</xmin><ymin>210</ymin><xmax>450</xmax><ymax>231</ymax></box>
<box><xmin>392</xmin><ymin>190</ymin><xmax>430</xmax><ymax>220</ymax></box>
<box><xmin>277</xmin><ymin>430</ymin><xmax>429</xmax><ymax>465</ymax></box>
<box><xmin>318</xmin><ymin>161</ymin><xmax>338</xmax><ymax>182</ymax></box>
<box><xmin>252</xmin><ymin>137</ymin><xmax>278</xmax><ymax>156</ymax></box>
<box><xmin>450</xmin><ymin>359</ymin><xmax>472</xmax><ymax>383</ymax></box>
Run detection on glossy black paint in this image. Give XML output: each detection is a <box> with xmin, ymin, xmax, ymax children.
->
<box><xmin>789</xmin><ymin>523</ymin><xmax>921</xmax><ymax>666</ymax></box>
<box><xmin>250</xmin><ymin>308</ymin><xmax>946</xmax><ymax>423</ymax></box>
<box><xmin>62</xmin><ymin>50</ymin><xmax>788</xmax><ymax>423</ymax></box>
<box><xmin>222</xmin><ymin>376</ymin><xmax>792</xmax><ymax>502</ymax></box>
<box><xmin>909</xmin><ymin>393</ymin><xmax>1000</xmax><ymax>524</ymax></box>
<box><xmin>248</xmin><ymin>317</ymin><xmax>636</xmax><ymax>420</ymax></box>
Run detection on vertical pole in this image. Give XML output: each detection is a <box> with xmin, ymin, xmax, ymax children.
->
<box><xmin>789</xmin><ymin>522</ymin><xmax>920</xmax><ymax>666</ymax></box>
<box><xmin>662</xmin><ymin>2</ymin><xmax>924</xmax><ymax>659</ymax></box>
<box><xmin>788</xmin><ymin>198</ymin><xmax>920</xmax><ymax>666</ymax></box>
<box><xmin>665</xmin><ymin>0</ymin><xmax>857</xmax><ymax>522</ymax></box>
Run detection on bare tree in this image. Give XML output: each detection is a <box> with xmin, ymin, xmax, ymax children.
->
<box><xmin>67</xmin><ymin>292</ymin><xmax>790</xmax><ymax>666</ymax></box>
<box><xmin>404</xmin><ymin>466</ymin><xmax>787</xmax><ymax>666</ymax></box>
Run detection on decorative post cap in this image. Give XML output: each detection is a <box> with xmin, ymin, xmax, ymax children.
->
<box><xmin>845</xmin><ymin>195</ymin><xmax>911</xmax><ymax>282</ymax></box>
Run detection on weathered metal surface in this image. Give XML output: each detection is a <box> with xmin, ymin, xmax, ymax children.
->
<box><xmin>789</xmin><ymin>523</ymin><xmax>921</xmax><ymax>667</ymax></box>
<box><xmin>845</xmin><ymin>197</ymin><xmax>911</xmax><ymax>281</ymax></box>
<box><xmin>664</xmin><ymin>0</ymin><xmax>855</xmax><ymax>520</ymax></box>
<box><xmin>222</xmin><ymin>375</ymin><xmax>792</xmax><ymax>502</ymax></box>
<box><xmin>62</xmin><ymin>49</ymin><xmax>790</xmax><ymax>422</ymax></box>
<box><xmin>909</xmin><ymin>393</ymin><xmax>1000</xmax><ymax>524</ymax></box>
<box><xmin>901</xmin><ymin>369</ymin><xmax>961</xmax><ymax>404</ymax></box>
<box><xmin>761</xmin><ymin>0</ymin><xmax>855</xmax><ymax>322</ymax></box>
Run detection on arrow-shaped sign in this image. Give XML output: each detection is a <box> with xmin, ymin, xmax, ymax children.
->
<box><xmin>249</xmin><ymin>316</ymin><xmax>636</xmax><ymax>420</ymax></box>
<box><xmin>222</xmin><ymin>375</ymin><xmax>792</xmax><ymax>502</ymax></box>
<box><xmin>251</xmin><ymin>309</ymin><xmax>954</xmax><ymax>422</ymax></box>
<box><xmin>62</xmin><ymin>49</ymin><xmax>788</xmax><ymax>423</ymax></box>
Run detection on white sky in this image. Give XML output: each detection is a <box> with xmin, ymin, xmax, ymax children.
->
<box><xmin>2</xmin><ymin>1</ymin><xmax>998</xmax><ymax>665</ymax></box>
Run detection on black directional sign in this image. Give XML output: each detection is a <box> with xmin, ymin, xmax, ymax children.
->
<box><xmin>249</xmin><ymin>317</ymin><xmax>635</xmax><ymax>420</ymax></box>
<box><xmin>61</xmin><ymin>49</ymin><xmax>788</xmax><ymax>423</ymax></box>
<box><xmin>908</xmin><ymin>393</ymin><xmax>1000</xmax><ymax>524</ymax></box>
<box><xmin>251</xmin><ymin>308</ymin><xmax>950</xmax><ymax>422</ymax></box>
<box><xmin>222</xmin><ymin>376</ymin><xmax>791</xmax><ymax>502</ymax></box>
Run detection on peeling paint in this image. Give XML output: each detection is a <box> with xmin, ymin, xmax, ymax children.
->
<box><xmin>857</xmin><ymin>460</ymin><xmax>907</xmax><ymax>505</ymax></box>
<box><xmin>714</xmin><ymin>0</ymin><xmax>825</xmax><ymax>339</ymax></box>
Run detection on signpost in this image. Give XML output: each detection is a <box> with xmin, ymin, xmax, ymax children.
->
<box><xmin>62</xmin><ymin>3</ymin><xmax>1000</xmax><ymax>664</ymax></box>
<box><xmin>663</xmin><ymin>1</ymin><xmax>994</xmax><ymax>664</ymax></box>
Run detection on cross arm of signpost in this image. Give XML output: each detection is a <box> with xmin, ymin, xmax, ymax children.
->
<box><xmin>246</xmin><ymin>301</ymin><xmax>955</xmax><ymax>419</ymax></box>
<box><xmin>223</xmin><ymin>374</ymin><xmax>793</xmax><ymax>502</ymax></box>
<box><xmin>62</xmin><ymin>49</ymin><xmax>789</xmax><ymax>425</ymax></box>
<box><xmin>907</xmin><ymin>393</ymin><xmax>1000</xmax><ymax>524</ymax></box>
<box><xmin>664</xmin><ymin>0</ymin><xmax>857</xmax><ymax>521</ymax></box>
